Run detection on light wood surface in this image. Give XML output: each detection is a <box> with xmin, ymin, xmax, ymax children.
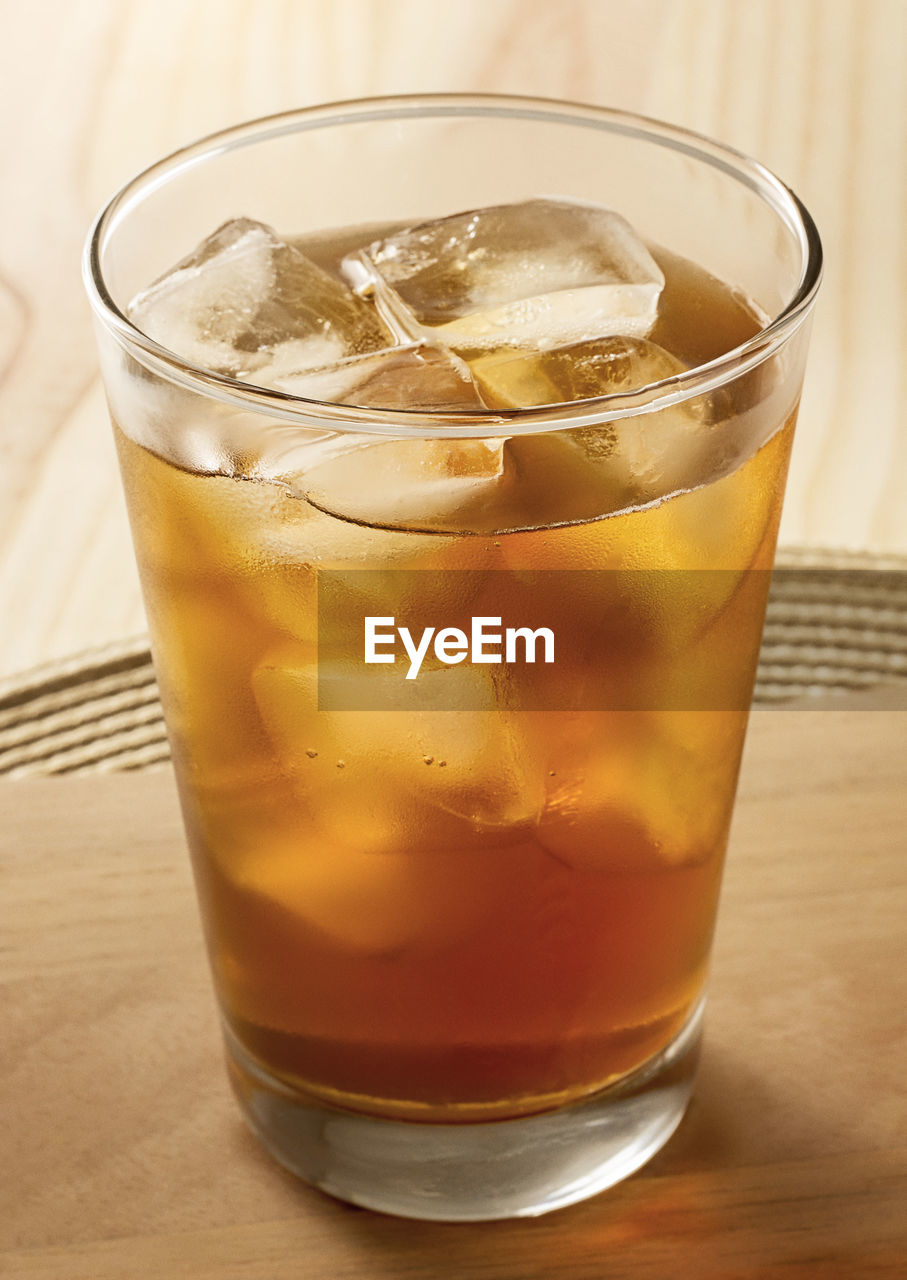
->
<box><xmin>1</xmin><ymin>0</ymin><xmax>906</xmax><ymax>677</ymax></box>
<box><xmin>1</xmin><ymin>704</ymin><xmax>905</xmax><ymax>1277</ymax></box>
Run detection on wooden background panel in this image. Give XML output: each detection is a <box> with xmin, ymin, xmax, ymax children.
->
<box><xmin>0</xmin><ymin>0</ymin><xmax>905</xmax><ymax>677</ymax></box>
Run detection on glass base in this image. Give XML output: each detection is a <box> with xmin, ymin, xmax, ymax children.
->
<box><xmin>224</xmin><ymin>999</ymin><xmax>703</xmax><ymax>1222</ymax></box>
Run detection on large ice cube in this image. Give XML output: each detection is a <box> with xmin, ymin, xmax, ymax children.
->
<box><xmin>342</xmin><ymin>198</ymin><xmax>665</xmax><ymax>351</ymax></box>
<box><xmin>470</xmin><ymin>333</ymin><xmax>684</xmax><ymax>409</ymax></box>
<box><xmin>253</xmin><ymin>648</ymin><xmax>546</xmax><ymax>840</ymax></box>
<box><xmin>270</xmin><ymin>341</ymin><xmax>488</xmax><ymax>410</ymax></box>
<box><xmin>128</xmin><ymin>218</ymin><xmax>390</xmax><ymax>381</ymax></box>
<box><xmin>240</xmin><ymin>343</ymin><xmax>496</xmax><ymax>510</ymax></box>
<box><xmin>272</xmin><ymin>431</ymin><xmax>509</xmax><ymax>533</ymax></box>
<box><xmin>196</xmin><ymin>766</ymin><xmax>521</xmax><ymax>956</ymax></box>
<box><xmin>536</xmin><ymin>711</ymin><xmax>742</xmax><ymax>871</ymax></box>
<box><xmin>244</xmin><ymin>649</ymin><xmax>546</xmax><ymax>950</ymax></box>
<box><xmin>253</xmin><ymin>338</ymin><xmax>508</xmax><ymax>529</ymax></box>
<box><xmin>247</xmin><ymin>342</ymin><xmax>505</xmax><ymax>530</ymax></box>
<box><xmin>473</xmin><ymin>334</ymin><xmax>713</xmax><ymax>499</ymax></box>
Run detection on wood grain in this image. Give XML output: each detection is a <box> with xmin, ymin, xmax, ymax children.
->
<box><xmin>1</xmin><ymin>705</ymin><xmax>905</xmax><ymax>1277</ymax></box>
<box><xmin>1</xmin><ymin>0</ymin><xmax>905</xmax><ymax>676</ymax></box>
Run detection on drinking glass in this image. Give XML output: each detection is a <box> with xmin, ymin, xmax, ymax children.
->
<box><xmin>84</xmin><ymin>95</ymin><xmax>821</xmax><ymax>1220</ymax></box>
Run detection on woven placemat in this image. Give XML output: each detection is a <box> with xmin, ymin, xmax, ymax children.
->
<box><xmin>2</xmin><ymin>547</ymin><xmax>905</xmax><ymax>779</ymax></box>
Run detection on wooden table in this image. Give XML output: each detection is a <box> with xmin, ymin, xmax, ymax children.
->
<box><xmin>2</xmin><ymin>703</ymin><xmax>905</xmax><ymax>1278</ymax></box>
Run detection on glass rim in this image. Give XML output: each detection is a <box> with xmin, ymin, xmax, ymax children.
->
<box><xmin>83</xmin><ymin>92</ymin><xmax>823</xmax><ymax>438</ymax></box>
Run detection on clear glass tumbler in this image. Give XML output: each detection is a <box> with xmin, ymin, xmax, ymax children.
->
<box><xmin>84</xmin><ymin>95</ymin><xmax>821</xmax><ymax>1220</ymax></box>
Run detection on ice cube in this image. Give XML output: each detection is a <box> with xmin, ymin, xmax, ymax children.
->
<box><xmin>186</xmin><ymin>442</ymin><xmax>503</xmax><ymax>653</ymax></box>
<box><xmin>238</xmin><ymin>343</ymin><xmax>497</xmax><ymax>531</ymax></box>
<box><xmin>214</xmin><ymin>799</ymin><xmax>542</xmax><ymax>958</ymax></box>
<box><xmin>270</xmin><ymin>341</ymin><xmax>488</xmax><ymax>411</ymax></box>
<box><xmin>194</xmin><ymin>765</ymin><xmax>497</xmax><ymax>955</ymax></box>
<box><xmin>253</xmin><ymin>648</ymin><xmax>546</xmax><ymax>843</ymax></box>
<box><xmin>470</xmin><ymin>333</ymin><xmax>684</xmax><ymax>409</ymax></box>
<box><xmin>244</xmin><ymin>649</ymin><xmax>546</xmax><ymax>950</ymax></box>
<box><xmin>273</xmin><ymin>432</ymin><xmax>507</xmax><ymax>533</ymax></box>
<box><xmin>536</xmin><ymin>711</ymin><xmax>741</xmax><ymax>871</ymax></box>
<box><xmin>342</xmin><ymin>198</ymin><xmax>664</xmax><ymax>351</ymax></box>
<box><xmin>128</xmin><ymin>217</ymin><xmax>390</xmax><ymax>381</ymax></box>
<box><xmin>473</xmin><ymin>334</ymin><xmax>713</xmax><ymax>500</ymax></box>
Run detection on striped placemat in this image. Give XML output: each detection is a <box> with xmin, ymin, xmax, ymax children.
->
<box><xmin>1</xmin><ymin>547</ymin><xmax>905</xmax><ymax>779</ymax></box>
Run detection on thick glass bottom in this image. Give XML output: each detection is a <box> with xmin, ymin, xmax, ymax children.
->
<box><xmin>224</xmin><ymin>997</ymin><xmax>704</xmax><ymax>1221</ymax></box>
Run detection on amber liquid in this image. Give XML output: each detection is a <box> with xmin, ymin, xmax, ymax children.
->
<box><xmin>116</xmin><ymin>242</ymin><xmax>794</xmax><ymax>1122</ymax></box>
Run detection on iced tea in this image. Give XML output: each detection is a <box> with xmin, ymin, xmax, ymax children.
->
<box><xmin>113</xmin><ymin>199</ymin><xmax>794</xmax><ymax>1122</ymax></box>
